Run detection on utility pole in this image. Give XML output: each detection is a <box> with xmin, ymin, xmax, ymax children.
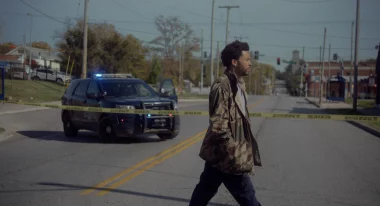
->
<box><xmin>328</xmin><ymin>44</ymin><xmax>331</xmax><ymax>80</ymax></box>
<box><xmin>179</xmin><ymin>42</ymin><xmax>182</xmax><ymax>87</ymax></box>
<box><xmin>210</xmin><ymin>0</ymin><xmax>215</xmax><ymax>86</ymax></box>
<box><xmin>22</xmin><ymin>34</ymin><xmax>26</xmax><ymax>70</ymax></box>
<box><xmin>353</xmin><ymin>0</ymin><xmax>360</xmax><ymax>111</ymax></box>
<box><xmin>82</xmin><ymin>0</ymin><xmax>89</xmax><ymax>79</ymax></box>
<box><xmin>27</xmin><ymin>13</ymin><xmax>32</xmax><ymax>80</ymax></box>
<box><xmin>181</xmin><ymin>42</ymin><xmax>185</xmax><ymax>85</ymax></box>
<box><xmin>302</xmin><ymin>46</ymin><xmax>305</xmax><ymax>60</ymax></box>
<box><xmin>319</xmin><ymin>28</ymin><xmax>327</xmax><ymax>106</ymax></box>
<box><xmin>375</xmin><ymin>43</ymin><xmax>380</xmax><ymax>107</ymax></box>
<box><xmin>219</xmin><ymin>5</ymin><xmax>239</xmax><ymax>46</ymax></box>
<box><xmin>350</xmin><ymin>20</ymin><xmax>354</xmax><ymax>98</ymax></box>
<box><xmin>319</xmin><ymin>45</ymin><xmax>322</xmax><ymax>99</ymax></box>
<box><xmin>200</xmin><ymin>29</ymin><xmax>204</xmax><ymax>94</ymax></box>
<box><xmin>300</xmin><ymin>46</ymin><xmax>305</xmax><ymax>97</ymax></box>
<box><xmin>216</xmin><ymin>41</ymin><xmax>220</xmax><ymax>78</ymax></box>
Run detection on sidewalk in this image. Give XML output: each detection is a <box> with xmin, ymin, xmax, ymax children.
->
<box><xmin>304</xmin><ymin>97</ymin><xmax>351</xmax><ymax>109</ymax></box>
<box><xmin>0</xmin><ymin>101</ymin><xmax>62</xmax><ymax>116</ymax></box>
<box><xmin>305</xmin><ymin>97</ymin><xmax>380</xmax><ymax>115</ymax></box>
<box><xmin>305</xmin><ymin>97</ymin><xmax>380</xmax><ymax>137</ymax></box>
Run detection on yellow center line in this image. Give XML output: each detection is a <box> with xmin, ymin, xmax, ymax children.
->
<box><xmin>80</xmin><ymin>129</ymin><xmax>207</xmax><ymax>195</ymax></box>
<box><xmin>80</xmin><ymin>97</ymin><xmax>266</xmax><ymax>196</ymax></box>
<box><xmin>96</xmin><ymin>133</ymin><xmax>206</xmax><ymax>196</ymax></box>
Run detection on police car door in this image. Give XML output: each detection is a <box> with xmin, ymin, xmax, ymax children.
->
<box><xmin>71</xmin><ymin>80</ymin><xmax>90</xmax><ymax>127</ymax></box>
<box><xmin>84</xmin><ymin>80</ymin><xmax>102</xmax><ymax>130</ymax></box>
<box><xmin>158</xmin><ymin>79</ymin><xmax>178</xmax><ymax>103</ymax></box>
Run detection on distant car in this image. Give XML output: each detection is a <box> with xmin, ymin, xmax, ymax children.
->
<box><xmin>61</xmin><ymin>73</ymin><xmax>180</xmax><ymax>143</ymax></box>
<box><xmin>32</xmin><ymin>68</ymin><xmax>71</xmax><ymax>85</ymax></box>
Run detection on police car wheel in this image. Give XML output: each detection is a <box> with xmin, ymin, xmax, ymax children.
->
<box><xmin>63</xmin><ymin>112</ymin><xmax>78</xmax><ymax>137</ymax></box>
<box><xmin>98</xmin><ymin>117</ymin><xmax>116</xmax><ymax>143</ymax></box>
<box><xmin>157</xmin><ymin>131</ymin><xmax>178</xmax><ymax>140</ymax></box>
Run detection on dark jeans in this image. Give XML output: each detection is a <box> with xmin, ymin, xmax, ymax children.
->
<box><xmin>189</xmin><ymin>162</ymin><xmax>261</xmax><ymax>206</ymax></box>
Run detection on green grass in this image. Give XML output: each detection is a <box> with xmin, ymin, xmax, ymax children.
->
<box><xmin>345</xmin><ymin>98</ymin><xmax>375</xmax><ymax>109</ymax></box>
<box><xmin>178</xmin><ymin>93</ymin><xmax>208</xmax><ymax>99</ymax></box>
<box><xmin>4</xmin><ymin>79</ymin><xmax>66</xmax><ymax>103</ymax></box>
<box><xmin>329</xmin><ymin>108</ymin><xmax>380</xmax><ymax>131</ymax></box>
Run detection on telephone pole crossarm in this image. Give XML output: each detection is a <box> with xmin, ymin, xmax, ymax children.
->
<box><xmin>218</xmin><ymin>5</ymin><xmax>240</xmax><ymax>46</ymax></box>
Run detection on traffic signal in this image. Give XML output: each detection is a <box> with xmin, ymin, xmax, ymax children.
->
<box><xmin>254</xmin><ymin>51</ymin><xmax>259</xmax><ymax>60</ymax></box>
<box><xmin>333</xmin><ymin>53</ymin><xmax>338</xmax><ymax>61</ymax></box>
<box><xmin>203</xmin><ymin>65</ymin><xmax>206</xmax><ymax>78</ymax></box>
<box><xmin>277</xmin><ymin>58</ymin><xmax>280</xmax><ymax>65</ymax></box>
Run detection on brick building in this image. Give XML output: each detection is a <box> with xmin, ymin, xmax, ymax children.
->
<box><xmin>303</xmin><ymin>61</ymin><xmax>376</xmax><ymax>99</ymax></box>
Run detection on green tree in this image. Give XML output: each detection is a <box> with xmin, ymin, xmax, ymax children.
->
<box><xmin>55</xmin><ymin>20</ymin><xmax>147</xmax><ymax>78</ymax></box>
<box><xmin>147</xmin><ymin>57</ymin><xmax>162</xmax><ymax>84</ymax></box>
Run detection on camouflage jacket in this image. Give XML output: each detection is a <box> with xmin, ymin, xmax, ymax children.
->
<box><xmin>199</xmin><ymin>69</ymin><xmax>262</xmax><ymax>175</ymax></box>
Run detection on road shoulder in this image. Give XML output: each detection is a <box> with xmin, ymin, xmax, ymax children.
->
<box><xmin>304</xmin><ymin>97</ymin><xmax>380</xmax><ymax>138</ymax></box>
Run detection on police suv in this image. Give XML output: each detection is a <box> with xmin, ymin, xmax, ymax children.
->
<box><xmin>61</xmin><ymin>73</ymin><xmax>180</xmax><ymax>143</ymax></box>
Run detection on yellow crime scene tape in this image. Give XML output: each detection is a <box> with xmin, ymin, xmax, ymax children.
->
<box><xmin>1</xmin><ymin>101</ymin><xmax>379</xmax><ymax>122</ymax></box>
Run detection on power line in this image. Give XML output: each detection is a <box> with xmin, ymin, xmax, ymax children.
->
<box><xmin>4</xmin><ymin>10</ymin><xmax>380</xmax><ymax>41</ymax></box>
<box><xmin>18</xmin><ymin>0</ymin><xmax>69</xmax><ymax>25</ymax></box>
<box><xmin>9</xmin><ymin>5</ymin><xmax>377</xmax><ymax>51</ymax></box>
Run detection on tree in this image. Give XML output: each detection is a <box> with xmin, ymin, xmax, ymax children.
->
<box><xmin>0</xmin><ymin>42</ymin><xmax>16</xmax><ymax>54</ymax></box>
<box><xmin>147</xmin><ymin>56</ymin><xmax>162</xmax><ymax>84</ymax></box>
<box><xmin>32</xmin><ymin>41</ymin><xmax>51</xmax><ymax>50</ymax></box>
<box><xmin>55</xmin><ymin>20</ymin><xmax>147</xmax><ymax>78</ymax></box>
<box><xmin>149</xmin><ymin>15</ymin><xmax>200</xmax><ymax>82</ymax></box>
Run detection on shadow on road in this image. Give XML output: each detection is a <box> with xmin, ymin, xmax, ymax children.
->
<box><xmin>16</xmin><ymin>130</ymin><xmax>165</xmax><ymax>144</ymax></box>
<box><xmin>0</xmin><ymin>182</ymin><xmax>232</xmax><ymax>206</ymax></box>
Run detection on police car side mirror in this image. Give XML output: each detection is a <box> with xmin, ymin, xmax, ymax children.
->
<box><xmin>87</xmin><ymin>93</ymin><xmax>98</xmax><ymax>99</ymax></box>
<box><xmin>160</xmin><ymin>91</ymin><xmax>170</xmax><ymax>97</ymax></box>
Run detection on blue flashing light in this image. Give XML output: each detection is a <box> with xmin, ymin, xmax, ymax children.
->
<box><xmin>148</xmin><ymin>114</ymin><xmax>151</xmax><ymax>117</ymax></box>
<box><xmin>95</xmin><ymin>74</ymin><xmax>102</xmax><ymax>77</ymax></box>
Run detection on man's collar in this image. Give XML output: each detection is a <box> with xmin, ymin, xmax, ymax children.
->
<box><xmin>224</xmin><ymin>68</ymin><xmax>244</xmax><ymax>85</ymax></box>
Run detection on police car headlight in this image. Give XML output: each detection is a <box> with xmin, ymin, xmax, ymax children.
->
<box><xmin>173</xmin><ymin>102</ymin><xmax>178</xmax><ymax>110</ymax></box>
<box><xmin>116</xmin><ymin>105</ymin><xmax>135</xmax><ymax>109</ymax></box>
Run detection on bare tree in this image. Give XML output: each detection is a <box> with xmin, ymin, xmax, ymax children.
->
<box><xmin>149</xmin><ymin>15</ymin><xmax>200</xmax><ymax>76</ymax></box>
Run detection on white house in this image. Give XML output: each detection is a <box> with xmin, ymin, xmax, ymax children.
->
<box><xmin>6</xmin><ymin>46</ymin><xmax>62</xmax><ymax>71</ymax></box>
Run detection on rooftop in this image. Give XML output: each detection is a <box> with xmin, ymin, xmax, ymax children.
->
<box><xmin>6</xmin><ymin>46</ymin><xmax>62</xmax><ymax>62</ymax></box>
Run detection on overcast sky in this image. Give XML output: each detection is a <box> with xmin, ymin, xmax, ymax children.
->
<box><xmin>1</xmin><ymin>0</ymin><xmax>379</xmax><ymax>71</ymax></box>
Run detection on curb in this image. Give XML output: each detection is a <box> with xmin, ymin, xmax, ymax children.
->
<box><xmin>304</xmin><ymin>98</ymin><xmax>323</xmax><ymax>108</ymax></box>
<box><xmin>0</xmin><ymin>129</ymin><xmax>14</xmax><ymax>143</ymax></box>
<box><xmin>0</xmin><ymin>107</ymin><xmax>50</xmax><ymax>116</ymax></box>
<box><xmin>304</xmin><ymin>98</ymin><xmax>380</xmax><ymax>138</ymax></box>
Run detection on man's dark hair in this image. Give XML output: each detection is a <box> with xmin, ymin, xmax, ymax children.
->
<box><xmin>220</xmin><ymin>40</ymin><xmax>250</xmax><ymax>68</ymax></box>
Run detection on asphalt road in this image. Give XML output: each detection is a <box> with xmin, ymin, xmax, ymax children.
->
<box><xmin>0</xmin><ymin>96</ymin><xmax>380</xmax><ymax>206</ymax></box>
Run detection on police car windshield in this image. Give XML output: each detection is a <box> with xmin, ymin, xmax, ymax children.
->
<box><xmin>99</xmin><ymin>80</ymin><xmax>158</xmax><ymax>98</ymax></box>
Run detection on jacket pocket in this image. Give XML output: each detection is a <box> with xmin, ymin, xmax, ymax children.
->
<box><xmin>222</xmin><ymin>138</ymin><xmax>254</xmax><ymax>173</ymax></box>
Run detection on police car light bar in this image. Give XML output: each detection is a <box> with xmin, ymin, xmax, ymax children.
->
<box><xmin>93</xmin><ymin>73</ymin><xmax>134</xmax><ymax>78</ymax></box>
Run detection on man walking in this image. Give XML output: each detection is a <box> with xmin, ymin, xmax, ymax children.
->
<box><xmin>189</xmin><ymin>40</ymin><xmax>262</xmax><ymax>206</ymax></box>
